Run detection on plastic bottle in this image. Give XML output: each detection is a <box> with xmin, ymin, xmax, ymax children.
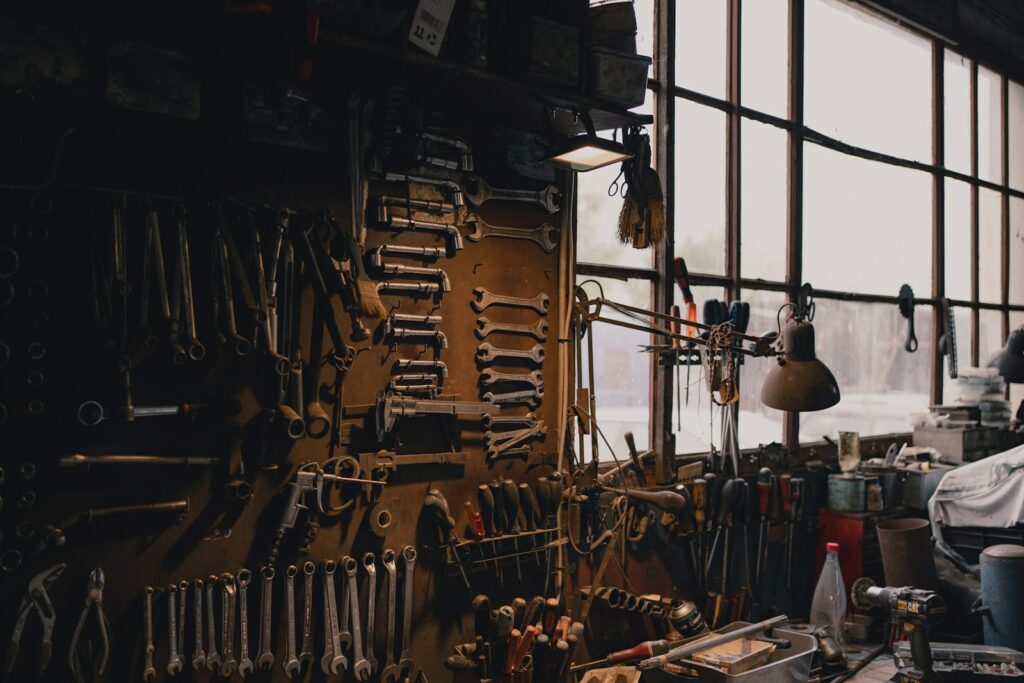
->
<box><xmin>810</xmin><ymin>541</ymin><xmax>847</xmax><ymax>651</ymax></box>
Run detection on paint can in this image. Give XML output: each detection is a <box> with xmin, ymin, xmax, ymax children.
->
<box><xmin>827</xmin><ymin>473</ymin><xmax>866</xmax><ymax>512</ymax></box>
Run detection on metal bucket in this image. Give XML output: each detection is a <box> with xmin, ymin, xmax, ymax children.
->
<box><xmin>862</xmin><ymin>467</ymin><xmax>902</xmax><ymax>509</ymax></box>
<box><xmin>876</xmin><ymin>518</ymin><xmax>939</xmax><ymax>589</ymax></box>
<box><xmin>828</xmin><ymin>474</ymin><xmax>865</xmax><ymax>512</ymax></box>
<box><xmin>980</xmin><ymin>544</ymin><xmax>1024</xmax><ymax>651</ymax></box>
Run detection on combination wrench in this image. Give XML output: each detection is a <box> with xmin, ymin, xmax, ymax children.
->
<box><xmin>299</xmin><ymin>562</ymin><xmax>315</xmax><ymax>669</ymax></box>
<box><xmin>480</xmin><ymin>369</ymin><xmax>544</xmax><ymax>388</ymax></box>
<box><xmin>476</xmin><ymin>317</ymin><xmax>548</xmax><ymax>342</ymax></box>
<box><xmin>256</xmin><ymin>566</ymin><xmax>275</xmax><ymax>670</ymax></box>
<box><xmin>465</xmin><ymin>214</ymin><xmax>559</xmax><ymax>253</ymax></box>
<box><xmin>166</xmin><ymin>584</ymin><xmax>183</xmax><ymax>675</ymax></box>
<box><xmin>219</xmin><ymin>573</ymin><xmax>238</xmax><ymax>676</ymax></box>
<box><xmin>363</xmin><ymin>553</ymin><xmax>378</xmax><ymax>675</ymax></box>
<box><xmin>143</xmin><ymin>587</ymin><xmax>156</xmax><ymax>682</ymax></box>
<box><xmin>462</xmin><ymin>175</ymin><xmax>561</xmax><ymax>213</ymax></box>
<box><xmin>471</xmin><ymin>287</ymin><xmax>550</xmax><ymax>315</ymax></box>
<box><xmin>237</xmin><ymin>569</ymin><xmax>254</xmax><ymax>677</ymax></box>
<box><xmin>396</xmin><ymin>547</ymin><xmax>418</xmax><ymax>683</ymax></box>
<box><xmin>344</xmin><ymin>556</ymin><xmax>371</xmax><ymax>680</ymax></box>
<box><xmin>191</xmin><ymin>579</ymin><xmax>205</xmax><ymax>670</ymax></box>
<box><xmin>177</xmin><ymin>581</ymin><xmax>187</xmax><ymax>672</ymax></box>
<box><xmin>320</xmin><ymin>560</ymin><xmax>347</xmax><ymax>676</ymax></box>
<box><xmin>205</xmin><ymin>575</ymin><xmax>221</xmax><ymax>671</ymax></box>
<box><xmin>175</xmin><ymin>210</ymin><xmax>205</xmax><ymax>361</ymax></box>
<box><xmin>380</xmin><ymin>550</ymin><xmax>399</xmax><ymax>683</ymax></box>
<box><xmin>475</xmin><ymin>343</ymin><xmax>545</xmax><ymax>366</ymax></box>
<box><xmin>483</xmin><ymin>422</ymin><xmax>547</xmax><ymax>448</ymax></box>
<box><xmin>284</xmin><ymin>565</ymin><xmax>300</xmax><ymax>678</ymax></box>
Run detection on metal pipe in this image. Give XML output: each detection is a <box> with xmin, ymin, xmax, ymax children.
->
<box><xmin>60</xmin><ymin>454</ymin><xmax>220</xmax><ymax>467</ymax></box>
<box><xmin>638</xmin><ymin>616</ymin><xmax>788</xmax><ymax>669</ymax></box>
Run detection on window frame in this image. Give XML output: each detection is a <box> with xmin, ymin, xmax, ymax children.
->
<box><xmin>575</xmin><ymin>0</ymin><xmax>1024</xmax><ymax>455</ymax></box>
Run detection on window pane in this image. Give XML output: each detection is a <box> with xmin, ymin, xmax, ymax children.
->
<box><xmin>979</xmin><ymin>309</ymin><xmax>1004</xmax><ymax>366</ymax></box>
<box><xmin>738</xmin><ymin>289</ymin><xmax>786</xmax><ymax>448</ymax></box>
<box><xmin>1011</xmin><ymin>311</ymin><xmax>1024</xmax><ymax>416</ymax></box>
<box><xmin>945</xmin><ymin>51</ymin><xmax>972</xmax><ymax>175</ymax></box>
<box><xmin>675</xmin><ymin>0</ymin><xmax>727</xmax><ymax>98</ymax></box>
<box><xmin>979</xmin><ymin>188</ymin><xmax>1002</xmax><ymax>303</ymax></box>
<box><xmin>799</xmin><ymin>300</ymin><xmax>933</xmax><ymax>439</ymax></box>
<box><xmin>741</xmin><ymin>0</ymin><xmax>789</xmax><ymax>117</ymax></box>
<box><xmin>675</xmin><ymin>99</ymin><xmax>727</xmax><ymax>275</ymax></box>
<box><xmin>635</xmin><ymin>0</ymin><xmax>654</xmax><ymax>61</ymax></box>
<box><xmin>803</xmin><ymin>144</ymin><xmax>932</xmax><ymax>295</ymax></box>
<box><xmin>576</xmin><ymin>276</ymin><xmax>651</xmax><ymax>462</ymax></box>
<box><xmin>805</xmin><ymin>0</ymin><xmax>932</xmax><ymax>161</ymax></box>
<box><xmin>945</xmin><ymin>179</ymin><xmax>972</xmax><ymax>300</ymax></box>
<box><xmin>979</xmin><ymin>66</ymin><xmax>1004</xmax><ymax>184</ymax></box>
<box><xmin>942</xmin><ymin>306</ymin><xmax>972</xmax><ymax>402</ymax></box>
<box><xmin>576</xmin><ymin>92</ymin><xmax>654</xmax><ymax>268</ymax></box>
<box><xmin>674</xmin><ymin>285</ymin><xmax>727</xmax><ymax>453</ymax></box>
<box><xmin>1009</xmin><ymin>80</ymin><xmax>1024</xmax><ymax>191</ymax></box>
<box><xmin>741</xmin><ymin>119</ymin><xmax>787</xmax><ymax>282</ymax></box>
<box><xmin>1012</xmin><ymin>197</ymin><xmax>1024</xmax><ymax>305</ymax></box>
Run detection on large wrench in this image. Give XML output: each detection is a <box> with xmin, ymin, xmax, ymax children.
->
<box><xmin>237</xmin><ymin>569</ymin><xmax>254</xmax><ymax>677</ymax></box>
<box><xmin>343</xmin><ymin>557</ymin><xmax>371</xmax><ymax>680</ymax></box>
<box><xmin>362</xmin><ymin>553</ymin><xmax>378</xmax><ymax>675</ymax></box>
<box><xmin>283</xmin><ymin>565</ymin><xmax>300</xmax><ymax>678</ymax></box>
<box><xmin>471</xmin><ymin>287</ymin><xmax>550</xmax><ymax>315</ymax></box>
<box><xmin>205</xmin><ymin>576</ymin><xmax>221</xmax><ymax>671</ymax></box>
<box><xmin>476</xmin><ymin>343</ymin><xmax>545</xmax><ymax>366</ymax></box>
<box><xmin>191</xmin><ymin>579</ymin><xmax>205</xmax><ymax>670</ymax></box>
<box><xmin>166</xmin><ymin>584</ymin><xmax>183</xmax><ymax>675</ymax></box>
<box><xmin>476</xmin><ymin>317</ymin><xmax>548</xmax><ymax>341</ymax></box>
<box><xmin>465</xmin><ymin>214</ymin><xmax>559</xmax><ymax>252</ymax></box>
<box><xmin>380</xmin><ymin>550</ymin><xmax>399</xmax><ymax>683</ymax></box>
<box><xmin>256</xmin><ymin>566</ymin><xmax>275</xmax><ymax>670</ymax></box>
<box><xmin>143</xmin><ymin>587</ymin><xmax>156</xmax><ymax>682</ymax></box>
<box><xmin>397</xmin><ymin>546</ymin><xmax>417</xmax><ymax>682</ymax></box>
<box><xmin>298</xmin><ymin>562</ymin><xmax>315</xmax><ymax>668</ymax></box>
<box><xmin>219</xmin><ymin>573</ymin><xmax>237</xmax><ymax>676</ymax></box>
<box><xmin>462</xmin><ymin>176</ymin><xmax>561</xmax><ymax>213</ymax></box>
<box><xmin>320</xmin><ymin>560</ymin><xmax>346</xmax><ymax>676</ymax></box>
<box><xmin>480</xmin><ymin>369</ymin><xmax>544</xmax><ymax>388</ymax></box>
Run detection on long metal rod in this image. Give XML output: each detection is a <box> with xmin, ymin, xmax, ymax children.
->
<box><xmin>970</xmin><ymin>59</ymin><xmax>980</xmax><ymax>366</ymax></box>
<box><xmin>931</xmin><ymin>39</ymin><xmax>946</xmax><ymax>406</ymax></box>
<box><xmin>638</xmin><ymin>616</ymin><xmax>788</xmax><ymax>669</ymax></box>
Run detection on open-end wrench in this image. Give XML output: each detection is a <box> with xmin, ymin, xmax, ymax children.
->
<box><xmin>299</xmin><ymin>562</ymin><xmax>315</xmax><ymax>669</ymax></box>
<box><xmin>483</xmin><ymin>422</ymin><xmax>547</xmax><ymax>448</ymax></box>
<box><xmin>205</xmin><ymin>576</ymin><xmax>221</xmax><ymax>671</ymax></box>
<box><xmin>397</xmin><ymin>547</ymin><xmax>418</xmax><ymax>682</ymax></box>
<box><xmin>219</xmin><ymin>573</ymin><xmax>237</xmax><ymax>676</ymax></box>
<box><xmin>481</xmin><ymin>412</ymin><xmax>537</xmax><ymax>430</ymax></box>
<box><xmin>140</xmin><ymin>209</ymin><xmax>171</xmax><ymax>351</ymax></box>
<box><xmin>480</xmin><ymin>369</ymin><xmax>544</xmax><ymax>388</ymax></box>
<box><xmin>380</xmin><ymin>550</ymin><xmax>399</xmax><ymax>683</ymax></box>
<box><xmin>256</xmin><ymin>566</ymin><xmax>275</xmax><ymax>670</ymax></box>
<box><xmin>283</xmin><ymin>565</ymin><xmax>300</xmax><ymax>678</ymax></box>
<box><xmin>177</xmin><ymin>581</ymin><xmax>187</xmax><ymax>671</ymax></box>
<box><xmin>166</xmin><ymin>584</ymin><xmax>183</xmax><ymax>675</ymax></box>
<box><xmin>237</xmin><ymin>569</ymin><xmax>253</xmax><ymax>677</ymax></box>
<box><xmin>192</xmin><ymin>579</ymin><xmax>205</xmax><ymax>670</ymax></box>
<box><xmin>143</xmin><ymin>587</ymin><xmax>156</xmax><ymax>682</ymax></box>
<box><xmin>465</xmin><ymin>214</ymin><xmax>559</xmax><ymax>253</ymax></box>
<box><xmin>321</xmin><ymin>560</ymin><xmax>346</xmax><ymax>676</ymax></box>
<box><xmin>487</xmin><ymin>423</ymin><xmax>547</xmax><ymax>460</ymax></box>
<box><xmin>213</xmin><ymin>229</ymin><xmax>252</xmax><ymax>356</ymax></box>
<box><xmin>343</xmin><ymin>557</ymin><xmax>371</xmax><ymax>680</ymax></box>
<box><xmin>476</xmin><ymin>343</ymin><xmax>545</xmax><ymax>366</ymax></box>
<box><xmin>362</xmin><ymin>553</ymin><xmax>378</xmax><ymax>675</ymax></box>
<box><xmin>472</xmin><ymin>287</ymin><xmax>550</xmax><ymax>315</ymax></box>
<box><xmin>175</xmin><ymin>210</ymin><xmax>205</xmax><ymax>361</ymax></box>
<box><xmin>476</xmin><ymin>317</ymin><xmax>548</xmax><ymax>341</ymax></box>
<box><xmin>483</xmin><ymin>388</ymin><xmax>543</xmax><ymax>408</ymax></box>
<box><xmin>462</xmin><ymin>175</ymin><xmax>561</xmax><ymax>213</ymax></box>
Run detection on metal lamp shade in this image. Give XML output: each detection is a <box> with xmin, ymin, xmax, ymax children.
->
<box><xmin>987</xmin><ymin>328</ymin><xmax>1024</xmax><ymax>384</ymax></box>
<box><xmin>760</xmin><ymin>319</ymin><xmax>841</xmax><ymax>412</ymax></box>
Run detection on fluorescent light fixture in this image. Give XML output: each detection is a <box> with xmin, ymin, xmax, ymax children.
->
<box><xmin>544</xmin><ymin>111</ymin><xmax>632</xmax><ymax>172</ymax></box>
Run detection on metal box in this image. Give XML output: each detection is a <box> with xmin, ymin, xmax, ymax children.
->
<box><xmin>912</xmin><ymin>425</ymin><xmax>1001</xmax><ymax>463</ymax></box>
<box><xmin>587</xmin><ymin>46</ymin><xmax>651</xmax><ymax>107</ymax></box>
<box><xmin>897</xmin><ymin>462</ymin><xmax>956</xmax><ymax>509</ymax></box>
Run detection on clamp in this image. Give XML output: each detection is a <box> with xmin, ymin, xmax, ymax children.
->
<box><xmin>68</xmin><ymin>567</ymin><xmax>110</xmax><ymax>682</ymax></box>
<box><xmin>5</xmin><ymin>562</ymin><xmax>66</xmax><ymax>677</ymax></box>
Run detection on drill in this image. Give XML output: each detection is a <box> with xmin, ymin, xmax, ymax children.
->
<box><xmin>851</xmin><ymin>577</ymin><xmax>946</xmax><ymax>683</ymax></box>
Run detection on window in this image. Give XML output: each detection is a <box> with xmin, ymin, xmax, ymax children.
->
<box><xmin>944</xmin><ymin>179</ymin><xmax>972</xmax><ymax>301</ymax></box>
<box><xmin>741</xmin><ymin>0</ymin><xmax>789</xmax><ymax>118</ymax></box>
<box><xmin>674</xmin><ymin>99</ymin><xmax>727</xmax><ymax>275</ymax></box>
<box><xmin>944</xmin><ymin>51</ymin><xmax>972</xmax><ymax>175</ymax></box>
<box><xmin>738</xmin><ymin>289</ymin><xmax>787</xmax><ymax>447</ymax></box>
<box><xmin>675</xmin><ymin>0</ymin><xmax>727</xmax><ymax>98</ymax></box>
<box><xmin>741</xmin><ymin>120</ymin><xmax>788</xmax><ymax>282</ymax></box>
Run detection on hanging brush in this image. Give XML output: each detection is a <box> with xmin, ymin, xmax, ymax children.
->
<box><xmin>616</xmin><ymin>126</ymin><xmax>664</xmax><ymax>249</ymax></box>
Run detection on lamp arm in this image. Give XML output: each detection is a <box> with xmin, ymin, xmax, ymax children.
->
<box><xmin>585</xmin><ymin>315</ymin><xmax>777</xmax><ymax>358</ymax></box>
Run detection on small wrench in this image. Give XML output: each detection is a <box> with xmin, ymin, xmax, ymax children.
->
<box><xmin>475</xmin><ymin>343</ymin><xmax>545</xmax><ymax>365</ymax></box>
<box><xmin>380</xmin><ymin>550</ymin><xmax>399</xmax><ymax>683</ymax></box>
<box><xmin>363</xmin><ymin>553</ymin><xmax>378</xmax><ymax>675</ymax></box>
<box><xmin>465</xmin><ymin>214</ymin><xmax>560</xmax><ymax>252</ymax></box>
<box><xmin>471</xmin><ymin>287</ymin><xmax>550</xmax><ymax>315</ymax></box>
<box><xmin>462</xmin><ymin>175</ymin><xmax>561</xmax><ymax>213</ymax></box>
<box><xmin>205</xmin><ymin>575</ymin><xmax>221</xmax><ymax>671</ymax></box>
<box><xmin>476</xmin><ymin>317</ymin><xmax>548</xmax><ymax>342</ymax></box>
<box><xmin>483</xmin><ymin>422</ymin><xmax>548</xmax><ymax>447</ymax></box>
<box><xmin>237</xmin><ymin>569</ymin><xmax>254</xmax><ymax>677</ymax></box>
<box><xmin>191</xmin><ymin>579</ymin><xmax>205</xmax><ymax>670</ymax></box>
<box><xmin>344</xmin><ymin>556</ymin><xmax>371</xmax><ymax>680</ymax></box>
<box><xmin>284</xmin><ymin>565</ymin><xmax>300</xmax><ymax>678</ymax></box>
<box><xmin>166</xmin><ymin>584</ymin><xmax>183</xmax><ymax>675</ymax></box>
<box><xmin>483</xmin><ymin>388</ymin><xmax>543</xmax><ymax>408</ymax></box>
<box><xmin>219</xmin><ymin>573</ymin><xmax>237</xmax><ymax>676</ymax></box>
<box><xmin>299</xmin><ymin>562</ymin><xmax>315</xmax><ymax>668</ymax></box>
<box><xmin>396</xmin><ymin>547</ymin><xmax>418</xmax><ymax>683</ymax></box>
<box><xmin>480</xmin><ymin>369</ymin><xmax>544</xmax><ymax>388</ymax></box>
<box><xmin>256</xmin><ymin>565</ymin><xmax>275</xmax><ymax>670</ymax></box>
<box><xmin>143</xmin><ymin>587</ymin><xmax>156</xmax><ymax>682</ymax></box>
<box><xmin>321</xmin><ymin>560</ymin><xmax>346</xmax><ymax>675</ymax></box>
<box><xmin>481</xmin><ymin>412</ymin><xmax>537</xmax><ymax>430</ymax></box>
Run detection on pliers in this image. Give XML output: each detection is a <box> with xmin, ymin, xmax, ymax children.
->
<box><xmin>5</xmin><ymin>562</ymin><xmax>66</xmax><ymax>677</ymax></box>
<box><xmin>68</xmin><ymin>567</ymin><xmax>110</xmax><ymax>683</ymax></box>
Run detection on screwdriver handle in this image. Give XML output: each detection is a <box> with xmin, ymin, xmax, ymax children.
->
<box><xmin>757</xmin><ymin>467</ymin><xmax>773</xmax><ymax>517</ymax></box>
<box><xmin>477</xmin><ymin>485</ymin><xmax>496</xmax><ymax>536</ymax></box>
<box><xmin>523</xmin><ymin>596</ymin><xmax>545</xmax><ymax>630</ymax></box>
<box><xmin>519</xmin><ymin>483</ymin><xmax>539</xmax><ymax>531</ymax></box>
<box><xmin>464</xmin><ymin>500</ymin><xmax>485</xmax><ymax>539</ymax></box>
<box><xmin>791</xmin><ymin>478</ymin><xmax>804</xmax><ymax>521</ymax></box>
<box><xmin>686</xmin><ymin>302</ymin><xmax>698</xmax><ymax>338</ymax></box>
<box><xmin>609</xmin><ymin>639</ymin><xmax>670</xmax><ymax>663</ymax></box>
<box><xmin>502</xmin><ymin>479</ymin><xmax>523</xmax><ymax>533</ymax></box>
<box><xmin>704</xmin><ymin>473</ymin><xmax>718</xmax><ymax>526</ymax></box>
<box><xmin>535</xmin><ymin>477</ymin><xmax>552</xmax><ymax>528</ymax></box>
<box><xmin>424</xmin><ymin>491</ymin><xmax>458</xmax><ymax>543</ymax></box>
<box><xmin>489</xmin><ymin>481</ymin><xmax>506</xmax><ymax>534</ymax></box>
<box><xmin>692</xmin><ymin>478</ymin><xmax>706</xmax><ymax>526</ymax></box>
<box><xmin>717</xmin><ymin>479</ymin><xmax>738</xmax><ymax>527</ymax></box>
<box><xmin>779</xmin><ymin>474</ymin><xmax>793</xmax><ymax>515</ymax></box>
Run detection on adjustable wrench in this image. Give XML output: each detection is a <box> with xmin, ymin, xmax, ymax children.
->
<box><xmin>299</xmin><ymin>562</ymin><xmax>315</xmax><ymax>668</ymax></box>
<box><xmin>191</xmin><ymin>579</ymin><xmax>205</xmax><ymax>670</ymax></box>
<box><xmin>463</xmin><ymin>175</ymin><xmax>561</xmax><ymax>213</ymax></box>
<box><xmin>480</xmin><ymin>369</ymin><xmax>544</xmax><ymax>388</ymax></box>
<box><xmin>472</xmin><ymin>287</ymin><xmax>550</xmax><ymax>315</ymax></box>
<box><xmin>284</xmin><ymin>565</ymin><xmax>300</xmax><ymax>678</ymax></box>
<box><xmin>343</xmin><ymin>557</ymin><xmax>371</xmax><ymax>680</ymax></box>
<box><xmin>476</xmin><ymin>317</ymin><xmax>548</xmax><ymax>341</ymax></box>
<box><xmin>205</xmin><ymin>576</ymin><xmax>221</xmax><ymax>671</ymax></box>
<box><xmin>321</xmin><ymin>560</ymin><xmax>346</xmax><ymax>675</ymax></box>
<box><xmin>166</xmin><ymin>584</ymin><xmax>183</xmax><ymax>675</ymax></box>
<box><xmin>143</xmin><ymin>587</ymin><xmax>156</xmax><ymax>682</ymax></box>
<box><xmin>256</xmin><ymin>566</ymin><xmax>275</xmax><ymax>670</ymax></box>
<box><xmin>465</xmin><ymin>214</ymin><xmax>559</xmax><ymax>253</ymax></box>
<box><xmin>380</xmin><ymin>550</ymin><xmax>399</xmax><ymax>683</ymax></box>
<box><xmin>238</xmin><ymin>569</ymin><xmax>254</xmax><ymax>677</ymax></box>
<box><xmin>483</xmin><ymin>388</ymin><xmax>543</xmax><ymax>408</ymax></box>
<box><xmin>397</xmin><ymin>547</ymin><xmax>418</xmax><ymax>682</ymax></box>
<box><xmin>219</xmin><ymin>573</ymin><xmax>238</xmax><ymax>676</ymax></box>
<box><xmin>362</xmin><ymin>553</ymin><xmax>378</xmax><ymax>675</ymax></box>
<box><xmin>476</xmin><ymin>343</ymin><xmax>545</xmax><ymax>366</ymax></box>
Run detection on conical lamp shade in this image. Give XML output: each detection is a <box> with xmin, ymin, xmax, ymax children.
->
<box><xmin>761</xmin><ymin>319</ymin><xmax>841</xmax><ymax>412</ymax></box>
<box><xmin>988</xmin><ymin>328</ymin><xmax>1024</xmax><ymax>383</ymax></box>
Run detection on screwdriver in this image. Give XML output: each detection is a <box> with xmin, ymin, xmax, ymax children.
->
<box><xmin>464</xmin><ymin>500</ymin><xmax>485</xmax><ymax>539</ymax></box>
<box><xmin>703</xmin><ymin>472</ymin><xmax>718</xmax><ymax>590</ymax></box>
<box><xmin>535</xmin><ymin>477</ymin><xmax>552</xmax><ymax>528</ymax></box>
<box><xmin>755</xmin><ymin>467</ymin><xmax>773</xmax><ymax>584</ymax></box>
<box><xmin>673</xmin><ymin>257</ymin><xmax>698</xmax><ymax>338</ymax></box>
<box><xmin>786</xmin><ymin>478</ymin><xmax>804</xmax><ymax>590</ymax></box>
<box><xmin>570</xmin><ymin>639</ymin><xmax>672</xmax><ymax>672</ymax></box>
<box><xmin>477</xmin><ymin>484</ymin><xmax>501</xmax><ymax>578</ymax></box>
<box><xmin>601</xmin><ymin>488</ymin><xmax>687</xmax><ymax>513</ymax></box>
<box><xmin>424</xmin><ymin>489</ymin><xmax>471</xmax><ymax>588</ymax></box>
<box><xmin>732</xmin><ymin>478</ymin><xmax>751</xmax><ymax>621</ymax></box>
<box><xmin>489</xmin><ymin>481</ymin><xmax>507</xmax><ymax>535</ymax></box>
<box><xmin>691</xmin><ymin>478</ymin><xmax>706</xmax><ymax>594</ymax></box>
<box><xmin>502</xmin><ymin>479</ymin><xmax>524</xmax><ymax>579</ymax></box>
<box><xmin>518</xmin><ymin>483</ymin><xmax>541</xmax><ymax>566</ymax></box>
<box><xmin>671</xmin><ymin>304</ymin><xmax>684</xmax><ymax>419</ymax></box>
